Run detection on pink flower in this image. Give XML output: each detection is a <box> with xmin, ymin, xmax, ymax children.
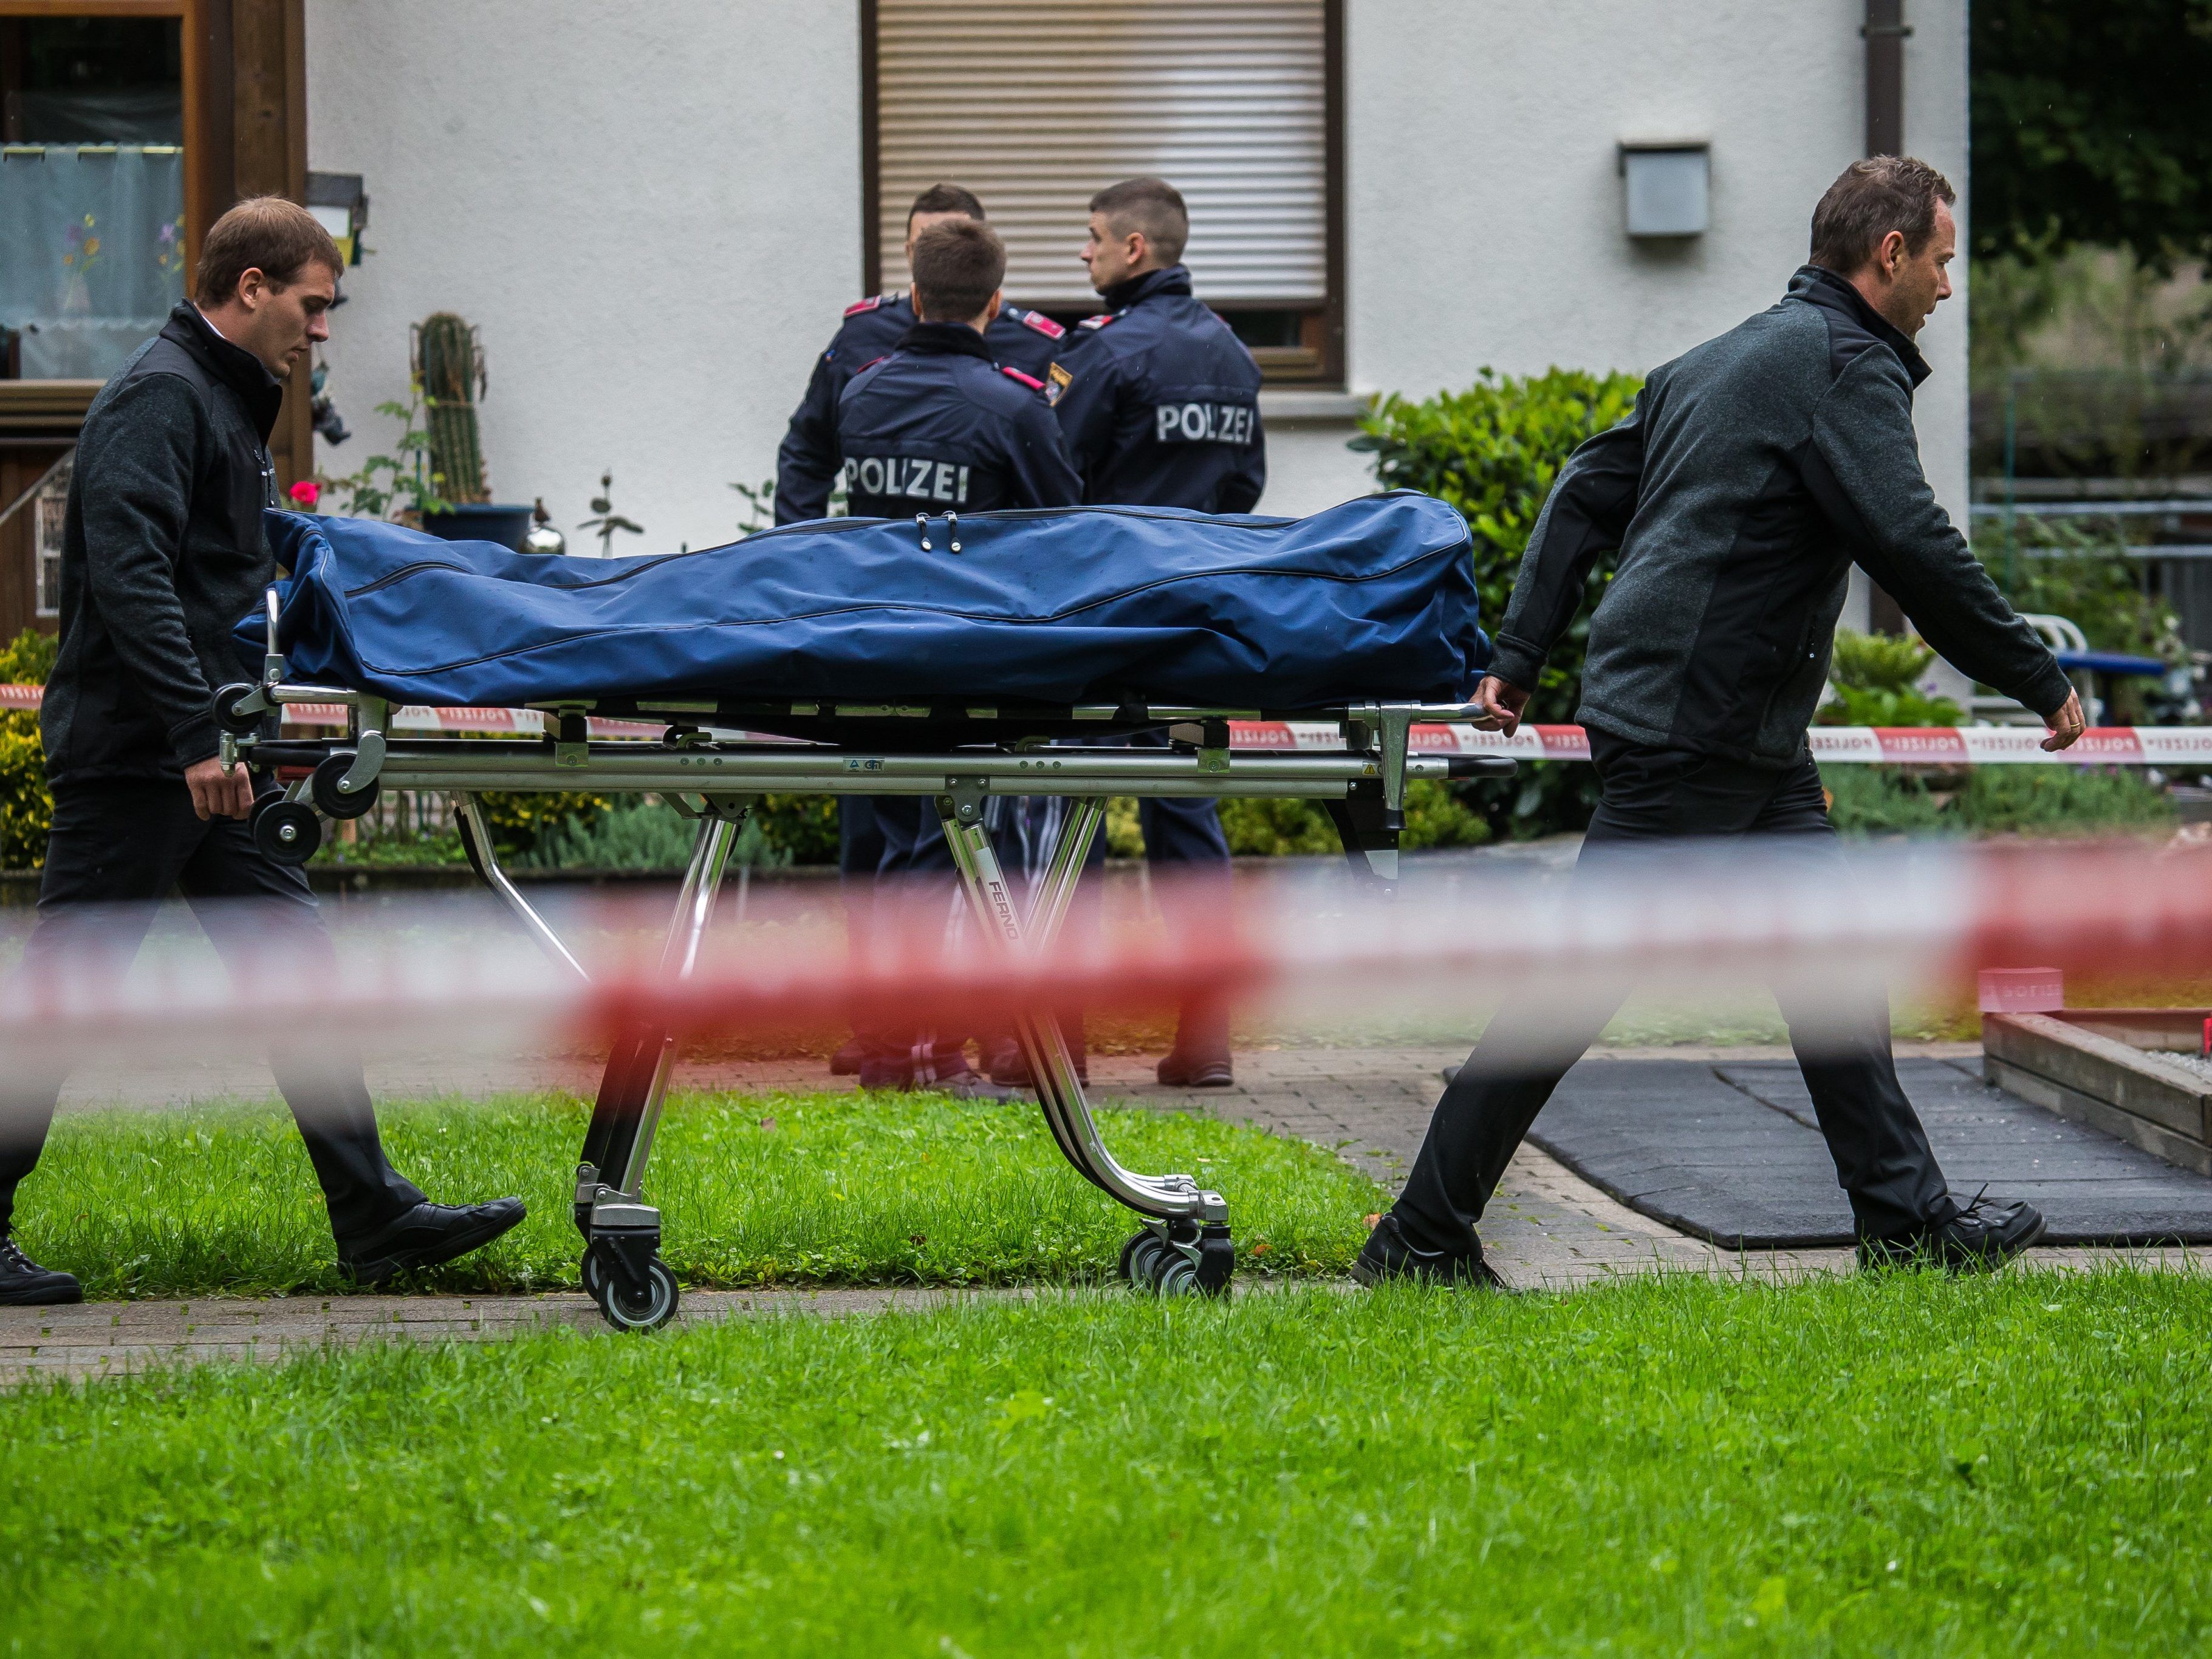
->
<box><xmin>289</xmin><ymin>480</ymin><xmax>323</xmax><ymax>508</ymax></box>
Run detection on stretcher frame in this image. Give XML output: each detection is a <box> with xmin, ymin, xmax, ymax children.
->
<box><xmin>214</xmin><ymin>597</ymin><xmax>1512</xmax><ymax>1328</ymax></box>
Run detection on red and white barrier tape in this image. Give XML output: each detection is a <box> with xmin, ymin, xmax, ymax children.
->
<box><xmin>1</xmin><ymin>841</ymin><xmax>2207</xmax><ymax>1070</ymax></box>
<box><xmin>4</xmin><ymin>685</ymin><xmax>2205</xmax><ymax>762</ymax></box>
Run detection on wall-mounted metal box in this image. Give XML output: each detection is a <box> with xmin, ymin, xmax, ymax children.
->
<box><xmin>1620</xmin><ymin>143</ymin><xmax>1710</xmax><ymax>238</ymax></box>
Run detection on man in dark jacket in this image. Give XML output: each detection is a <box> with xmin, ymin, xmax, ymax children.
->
<box><xmin>775</xmin><ymin>183</ymin><xmax>1066</xmax><ymax>527</ymax></box>
<box><xmin>781</xmin><ymin>182</ymin><xmax>1067</xmax><ymax>1078</ymax></box>
<box><xmin>836</xmin><ymin>217</ymin><xmax>1081</xmax><ymax>1094</ymax></box>
<box><xmin>1359</xmin><ymin>157</ymin><xmax>2085</xmax><ymax>1290</ymax></box>
<box><xmin>1044</xmin><ymin>176</ymin><xmax>1265</xmax><ymax>1089</ymax></box>
<box><xmin>0</xmin><ymin>197</ymin><xmax>524</xmax><ymax>1306</ymax></box>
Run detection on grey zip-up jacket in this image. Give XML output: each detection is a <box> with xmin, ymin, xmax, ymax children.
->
<box><xmin>1489</xmin><ymin>265</ymin><xmax>2070</xmax><ymax>765</ymax></box>
<box><xmin>41</xmin><ymin>302</ymin><xmax>284</xmax><ymax>784</ymax></box>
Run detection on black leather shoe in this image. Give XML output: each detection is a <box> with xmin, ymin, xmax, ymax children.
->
<box><xmin>1352</xmin><ymin>1213</ymin><xmax>1508</xmax><ymax>1289</ymax></box>
<box><xmin>0</xmin><ymin>1236</ymin><xmax>81</xmax><ymax>1305</ymax></box>
<box><xmin>1157</xmin><ymin>1048</ymin><xmax>1233</xmax><ymax>1088</ymax></box>
<box><xmin>339</xmin><ymin>1197</ymin><xmax>527</xmax><ymax>1285</ymax></box>
<box><xmin>1858</xmin><ymin>1191</ymin><xmax>2047</xmax><ymax>1273</ymax></box>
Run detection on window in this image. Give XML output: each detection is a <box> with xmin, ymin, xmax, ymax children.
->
<box><xmin>33</xmin><ymin>454</ymin><xmax>69</xmax><ymax>618</ymax></box>
<box><xmin>1</xmin><ymin>14</ymin><xmax>190</xmax><ymax>383</ymax></box>
<box><xmin>863</xmin><ymin>0</ymin><xmax>1344</xmax><ymax>383</ymax></box>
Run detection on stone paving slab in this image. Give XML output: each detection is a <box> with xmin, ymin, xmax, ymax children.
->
<box><xmin>17</xmin><ymin>1039</ymin><xmax>2200</xmax><ymax>1383</ymax></box>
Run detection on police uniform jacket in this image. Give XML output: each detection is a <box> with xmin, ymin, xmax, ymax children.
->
<box><xmin>834</xmin><ymin>321</ymin><xmax>1083</xmax><ymax>519</ymax></box>
<box><xmin>1049</xmin><ymin>264</ymin><xmax>1266</xmax><ymax>513</ymax></box>
<box><xmin>775</xmin><ymin>291</ymin><xmax>1066</xmax><ymax>524</ymax></box>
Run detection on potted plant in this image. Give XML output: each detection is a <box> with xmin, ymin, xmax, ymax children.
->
<box><xmin>413</xmin><ymin>312</ymin><xmax>534</xmax><ymax>551</ymax></box>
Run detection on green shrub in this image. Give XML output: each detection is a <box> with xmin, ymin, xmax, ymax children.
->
<box><xmin>753</xmin><ymin>793</ymin><xmax>838</xmax><ymax>866</ymax></box>
<box><xmin>1959</xmin><ymin>765</ymin><xmax>2176</xmax><ymax>835</ymax></box>
<box><xmin>1217</xmin><ymin>780</ymin><xmax>1491</xmax><ymax>858</ymax></box>
<box><xmin>1355</xmin><ymin>367</ymin><xmax>1645</xmax><ymax>836</ymax></box>
<box><xmin>472</xmin><ymin>790</ymin><xmax>612</xmax><ymax>858</ymax></box>
<box><xmin>1823</xmin><ymin>763</ymin><xmax>2175</xmax><ymax>838</ymax></box>
<box><xmin>521</xmin><ymin>797</ymin><xmax>801</xmax><ymax>872</ymax></box>
<box><xmin>521</xmin><ymin>798</ymin><xmax>696</xmax><ymax>870</ymax></box>
<box><xmin>1821</xmin><ymin>767</ymin><xmax>1951</xmax><ymax>836</ymax></box>
<box><xmin>1820</xmin><ymin>630</ymin><xmax>1964</xmax><ymax>727</ymax></box>
<box><xmin>0</xmin><ymin>628</ymin><xmax>56</xmax><ymax>870</ymax></box>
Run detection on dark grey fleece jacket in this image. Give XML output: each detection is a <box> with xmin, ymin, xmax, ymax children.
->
<box><xmin>41</xmin><ymin>302</ymin><xmax>284</xmax><ymax>785</ymax></box>
<box><xmin>1490</xmin><ymin>266</ymin><xmax>2070</xmax><ymax>766</ymax></box>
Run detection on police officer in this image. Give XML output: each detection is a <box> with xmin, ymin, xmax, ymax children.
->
<box><xmin>1047</xmin><ymin>176</ymin><xmax>1265</xmax><ymax>1088</ymax></box>
<box><xmin>836</xmin><ymin>217</ymin><xmax>1081</xmax><ymax>1093</ymax></box>
<box><xmin>781</xmin><ymin>184</ymin><xmax>1068</xmax><ymax>1079</ymax></box>
<box><xmin>776</xmin><ymin>183</ymin><xmax>1066</xmax><ymax>526</ymax></box>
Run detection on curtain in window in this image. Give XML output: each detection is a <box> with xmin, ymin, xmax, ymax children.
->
<box><xmin>0</xmin><ymin>145</ymin><xmax>187</xmax><ymax>381</ymax></box>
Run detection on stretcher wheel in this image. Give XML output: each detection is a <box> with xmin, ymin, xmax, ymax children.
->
<box><xmin>580</xmin><ymin>1250</ymin><xmax>604</xmax><ymax>1301</ymax></box>
<box><xmin>310</xmin><ymin>753</ymin><xmax>380</xmax><ymax>819</ymax></box>
<box><xmin>253</xmin><ymin>799</ymin><xmax>321</xmax><ymax>866</ymax></box>
<box><xmin>1118</xmin><ymin>1228</ymin><xmax>1165</xmax><ymax>1287</ymax></box>
<box><xmin>1156</xmin><ymin>1254</ymin><xmax>1202</xmax><ymax>1297</ymax></box>
<box><xmin>594</xmin><ymin>1256</ymin><xmax>679</xmax><ymax>1332</ymax></box>
<box><xmin>214</xmin><ymin>682</ymin><xmax>267</xmax><ymax>736</ymax></box>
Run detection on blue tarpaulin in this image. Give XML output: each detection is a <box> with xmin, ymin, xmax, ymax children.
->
<box><xmin>239</xmin><ymin>494</ymin><xmax>1487</xmax><ymax>711</ymax></box>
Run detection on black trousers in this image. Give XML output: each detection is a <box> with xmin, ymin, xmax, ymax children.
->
<box><xmin>0</xmin><ymin>779</ymin><xmax>424</xmax><ymax>1240</ymax></box>
<box><xmin>1391</xmin><ymin>731</ymin><xmax>1954</xmax><ymax>1254</ymax></box>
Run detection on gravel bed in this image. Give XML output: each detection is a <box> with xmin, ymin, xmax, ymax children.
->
<box><xmin>2161</xmin><ymin>1050</ymin><xmax>2212</xmax><ymax>1085</ymax></box>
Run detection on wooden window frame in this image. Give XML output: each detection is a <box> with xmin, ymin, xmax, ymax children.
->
<box><xmin>1</xmin><ymin>0</ymin><xmax>219</xmax><ymax>324</ymax></box>
<box><xmin>858</xmin><ymin>0</ymin><xmax>1347</xmax><ymax>388</ymax></box>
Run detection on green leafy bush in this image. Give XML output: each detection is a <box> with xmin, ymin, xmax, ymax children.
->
<box><xmin>1216</xmin><ymin>781</ymin><xmax>1490</xmax><ymax>857</ymax></box>
<box><xmin>510</xmin><ymin>792</ymin><xmax>837</xmax><ymax>870</ymax></box>
<box><xmin>1819</xmin><ymin>630</ymin><xmax>1964</xmax><ymax>727</ymax></box>
<box><xmin>0</xmin><ymin>628</ymin><xmax>56</xmax><ymax>870</ymax></box>
<box><xmin>472</xmin><ymin>790</ymin><xmax>613</xmax><ymax>859</ymax></box>
<box><xmin>1958</xmin><ymin>765</ymin><xmax>2176</xmax><ymax>835</ymax></box>
<box><xmin>521</xmin><ymin>797</ymin><xmax>800</xmax><ymax>872</ymax></box>
<box><xmin>1824</xmin><ymin>763</ymin><xmax>2175</xmax><ymax>838</ymax></box>
<box><xmin>753</xmin><ymin>794</ymin><xmax>838</xmax><ymax>866</ymax></box>
<box><xmin>1355</xmin><ymin>367</ymin><xmax>1645</xmax><ymax>836</ymax></box>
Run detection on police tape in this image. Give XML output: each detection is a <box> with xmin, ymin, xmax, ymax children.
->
<box><xmin>4</xmin><ymin>685</ymin><xmax>2201</xmax><ymax>764</ymax></box>
<box><xmin>4</xmin><ymin>685</ymin><xmax>2203</xmax><ymax>762</ymax></box>
<box><xmin>2</xmin><ymin>839</ymin><xmax>2207</xmax><ymax>1070</ymax></box>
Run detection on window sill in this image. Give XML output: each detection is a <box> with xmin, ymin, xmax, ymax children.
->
<box><xmin>0</xmin><ymin>381</ymin><xmax>100</xmax><ymax>438</ymax></box>
<box><xmin>1258</xmin><ymin>388</ymin><xmax>1371</xmax><ymax>424</ymax></box>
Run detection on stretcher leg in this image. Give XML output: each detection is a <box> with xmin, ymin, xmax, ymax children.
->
<box><xmin>452</xmin><ymin>794</ymin><xmax>590</xmax><ymax>982</ymax></box>
<box><xmin>934</xmin><ymin>793</ymin><xmax>1234</xmax><ymax>1297</ymax></box>
<box><xmin>573</xmin><ymin>803</ymin><xmax>744</xmax><ymax>1332</ymax></box>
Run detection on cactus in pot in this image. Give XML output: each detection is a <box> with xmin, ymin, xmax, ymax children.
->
<box><xmin>412</xmin><ymin>312</ymin><xmax>488</xmax><ymax>504</ymax></box>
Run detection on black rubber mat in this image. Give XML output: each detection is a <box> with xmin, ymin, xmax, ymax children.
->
<box><xmin>1524</xmin><ymin>1058</ymin><xmax>2212</xmax><ymax>1249</ymax></box>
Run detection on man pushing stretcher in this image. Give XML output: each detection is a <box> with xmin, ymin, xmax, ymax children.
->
<box><xmin>0</xmin><ymin>199</ymin><xmax>524</xmax><ymax>1307</ymax></box>
<box><xmin>1358</xmin><ymin>157</ymin><xmax>2087</xmax><ymax>1288</ymax></box>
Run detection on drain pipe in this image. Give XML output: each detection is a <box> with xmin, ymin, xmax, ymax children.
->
<box><xmin>1863</xmin><ymin>0</ymin><xmax>1913</xmax><ymax>634</ymax></box>
<box><xmin>1864</xmin><ymin>0</ymin><xmax>1909</xmax><ymax>157</ymax></box>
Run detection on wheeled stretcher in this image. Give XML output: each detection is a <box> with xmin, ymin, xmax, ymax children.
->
<box><xmin>212</xmin><ymin>496</ymin><xmax>1512</xmax><ymax>1329</ymax></box>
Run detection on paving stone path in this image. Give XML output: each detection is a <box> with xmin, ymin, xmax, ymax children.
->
<box><xmin>8</xmin><ymin>1041</ymin><xmax>2200</xmax><ymax>1382</ymax></box>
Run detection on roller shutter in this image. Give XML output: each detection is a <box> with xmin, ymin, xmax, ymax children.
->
<box><xmin>872</xmin><ymin>1</ymin><xmax>1330</xmax><ymax>307</ymax></box>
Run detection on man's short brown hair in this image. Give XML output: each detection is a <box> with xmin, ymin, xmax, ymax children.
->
<box><xmin>910</xmin><ymin>218</ymin><xmax>1005</xmax><ymax>321</ymax></box>
<box><xmin>1808</xmin><ymin>157</ymin><xmax>1956</xmax><ymax>275</ymax></box>
<box><xmin>908</xmin><ymin>182</ymin><xmax>985</xmax><ymax>224</ymax></box>
<box><xmin>194</xmin><ymin>195</ymin><xmax>343</xmax><ymax>305</ymax></box>
<box><xmin>1089</xmin><ymin>176</ymin><xmax>1188</xmax><ymax>265</ymax></box>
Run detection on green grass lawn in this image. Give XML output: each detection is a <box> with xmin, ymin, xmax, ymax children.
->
<box><xmin>14</xmin><ymin>1090</ymin><xmax>1378</xmax><ymax>1299</ymax></box>
<box><xmin>5</xmin><ymin>1271</ymin><xmax>2211</xmax><ymax>1655</ymax></box>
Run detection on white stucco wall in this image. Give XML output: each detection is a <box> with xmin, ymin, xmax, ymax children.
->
<box><xmin>304</xmin><ymin>0</ymin><xmax>860</xmax><ymax>552</ymax></box>
<box><xmin>1266</xmin><ymin>0</ymin><xmax>1971</xmax><ymax>538</ymax></box>
<box><xmin>303</xmin><ymin>0</ymin><xmax>1969</xmax><ymax>561</ymax></box>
